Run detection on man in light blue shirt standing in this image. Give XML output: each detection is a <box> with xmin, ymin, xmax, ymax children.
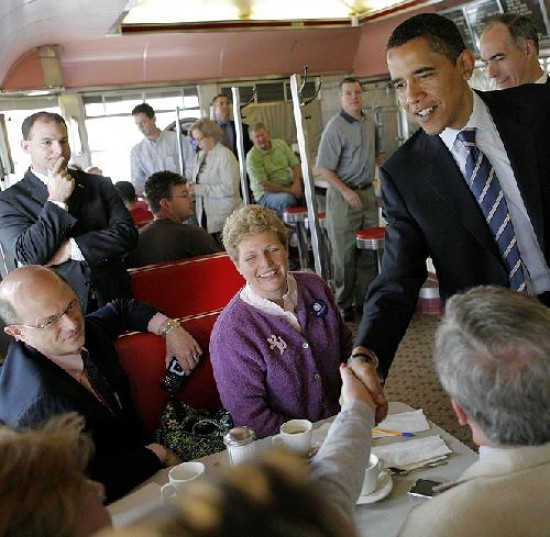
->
<box><xmin>130</xmin><ymin>103</ymin><xmax>193</xmax><ymax>196</ymax></box>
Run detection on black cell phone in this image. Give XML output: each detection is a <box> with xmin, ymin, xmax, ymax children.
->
<box><xmin>407</xmin><ymin>479</ymin><xmax>442</xmax><ymax>499</ymax></box>
<box><xmin>160</xmin><ymin>358</ymin><xmax>187</xmax><ymax>394</ymax></box>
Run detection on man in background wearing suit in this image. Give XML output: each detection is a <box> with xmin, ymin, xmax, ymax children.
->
<box><xmin>0</xmin><ymin>111</ymin><xmax>137</xmax><ymax>313</ymax></box>
<box><xmin>479</xmin><ymin>13</ymin><xmax>548</xmax><ymax>89</ymax></box>
<box><xmin>211</xmin><ymin>93</ymin><xmax>253</xmax><ymax>159</ymax></box>
<box><xmin>354</xmin><ymin>13</ymin><xmax>550</xmax><ymax>378</ymax></box>
<box><xmin>399</xmin><ymin>286</ymin><xmax>550</xmax><ymax>537</ymax></box>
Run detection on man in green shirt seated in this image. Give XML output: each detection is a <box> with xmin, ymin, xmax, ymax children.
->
<box><xmin>245</xmin><ymin>122</ymin><xmax>304</xmax><ymax>213</ymax></box>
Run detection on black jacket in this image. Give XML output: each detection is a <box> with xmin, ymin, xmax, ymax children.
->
<box><xmin>0</xmin><ymin>299</ymin><xmax>162</xmax><ymax>502</ymax></box>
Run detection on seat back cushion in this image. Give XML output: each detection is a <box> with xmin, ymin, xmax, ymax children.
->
<box><xmin>115</xmin><ymin>311</ymin><xmax>222</xmax><ymax>440</ymax></box>
<box><xmin>129</xmin><ymin>253</ymin><xmax>244</xmax><ymax>318</ymax></box>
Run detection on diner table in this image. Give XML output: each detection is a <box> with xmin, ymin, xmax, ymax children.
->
<box><xmin>108</xmin><ymin>402</ymin><xmax>478</xmax><ymax>536</ymax></box>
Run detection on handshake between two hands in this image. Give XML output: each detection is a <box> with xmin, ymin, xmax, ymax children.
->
<box><xmin>340</xmin><ymin>355</ymin><xmax>388</xmax><ymax>425</ymax></box>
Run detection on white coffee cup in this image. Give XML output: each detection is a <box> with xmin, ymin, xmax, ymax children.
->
<box><xmin>160</xmin><ymin>461</ymin><xmax>205</xmax><ymax>500</ymax></box>
<box><xmin>273</xmin><ymin>419</ymin><xmax>313</xmax><ymax>456</ymax></box>
<box><xmin>361</xmin><ymin>453</ymin><xmax>385</xmax><ymax>495</ymax></box>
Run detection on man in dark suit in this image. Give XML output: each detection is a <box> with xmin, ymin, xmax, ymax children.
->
<box><xmin>0</xmin><ymin>111</ymin><xmax>137</xmax><ymax>312</ymax></box>
<box><xmin>353</xmin><ymin>13</ymin><xmax>550</xmax><ymax>378</ymax></box>
<box><xmin>211</xmin><ymin>93</ymin><xmax>253</xmax><ymax>159</ymax></box>
<box><xmin>480</xmin><ymin>13</ymin><xmax>549</xmax><ymax>89</ymax></box>
<box><xmin>0</xmin><ymin>265</ymin><xmax>202</xmax><ymax>502</ymax></box>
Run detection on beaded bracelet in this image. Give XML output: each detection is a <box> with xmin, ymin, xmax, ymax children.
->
<box><xmin>159</xmin><ymin>318</ymin><xmax>180</xmax><ymax>338</ymax></box>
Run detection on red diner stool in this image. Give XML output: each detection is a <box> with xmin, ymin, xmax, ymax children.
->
<box><xmin>282</xmin><ymin>206</ymin><xmax>309</xmax><ymax>270</ymax></box>
<box><xmin>356</xmin><ymin>227</ymin><xmax>386</xmax><ymax>274</ymax></box>
<box><xmin>304</xmin><ymin>211</ymin><xmax>327</xmax><ymax>229</ymax></box>
<box><xmin>416</xmin><ymin>271</ymin><xmax>443</xmax><ymax>315</ymax></box>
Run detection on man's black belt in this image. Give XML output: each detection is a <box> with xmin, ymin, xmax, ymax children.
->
<box><xmin>351</xmin><ymin>183</ymin><xmax>372</xmax><ymax>192</ymax></box>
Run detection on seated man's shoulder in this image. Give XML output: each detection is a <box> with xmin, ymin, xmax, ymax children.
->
<box><xmin>400</xmin><ymin>468</ymin><xmax>547</xmax><ymax>537</ymax></box>
<box><xmin>272</xmin><ymin>138</ymin><xmax>292</xmax><ymax>150</ymax></box>
<box><xmin>0</xmin><ymin>352</ymin><xmax>72</xmax><ymax>427</ymax></box>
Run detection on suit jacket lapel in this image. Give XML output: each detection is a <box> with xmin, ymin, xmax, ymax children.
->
<box><xmin>23</xmin><ymin>168</ymin><xmax>49</xmax><ymax>204</ymax></box>
<box><xmin>487</xmin><ymin>102</ymin><xmax>545</xmax><ymax>246</ymax></box>
<box><xmin>416</xmin><ymin>133</ymin><xmax>501</xmax><ymax>258</ymax></box>
<box><xmin>67</xmin><ymin>170</ymin><xmax>86</xmax><ymax>215</ymax></box>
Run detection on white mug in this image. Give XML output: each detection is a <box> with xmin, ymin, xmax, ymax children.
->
<box><xmin>273</xmin><ymin>419</ymin><xmax>313</xmax><ymax>456</ymax></box>
<box><xmin>161</xmin><ymin>461</ymin><xmax>205</xmax><ymax>500</ymax></box>
<box><xmin>361</xmin><ymin>454</ymin><xmax>385</xmax><ymax>495</ymax></box>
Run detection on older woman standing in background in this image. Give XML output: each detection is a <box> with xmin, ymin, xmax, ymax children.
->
<box><xmin>188</xmin><ymin>118</ymin><xmax>242</xmax><ymax>246</ymax></box>
<box><xmin>210</xmin><ymin>205</ymin><xmax>354</xmax><ymax>438</ymax></box>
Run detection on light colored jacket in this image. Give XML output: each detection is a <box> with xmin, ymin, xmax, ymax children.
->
<box><xmin>192</xmin><ymin>142</ymin><xmax>242</xmax><ymax>234</ymax></box>
<box><xmin>399</xmin><ymin>441</ymin><xmax>550</xmax><ymax>537</ymax></box>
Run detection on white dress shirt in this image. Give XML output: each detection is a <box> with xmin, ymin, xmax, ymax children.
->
<box><xmin>440</xmin><ymin>92</ymin><xmax>550</xmax><ymax>294</ymax></box>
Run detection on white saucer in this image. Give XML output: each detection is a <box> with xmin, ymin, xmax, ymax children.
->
<box><xmin>356</xmin><ymin>471</ymin><xmax>393</xmax><ymax>505</ymax></box>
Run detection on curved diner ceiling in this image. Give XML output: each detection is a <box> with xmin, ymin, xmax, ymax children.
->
<box><xmin>0</xmin><ymin>0</ymin><xmax>464</xmax><ymax>92</ymax></box>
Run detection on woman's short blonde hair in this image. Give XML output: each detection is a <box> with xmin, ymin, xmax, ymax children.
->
<box><xmin>189</xmin><ymin>118</ymin><xmax>224</xmax><ymax>143</ymax></box>
<box><xmin>222</xmin><ymin>205</ymin><xmax>289</xmax><ymax>263</ymax></box>
<box><xmin>0</xmin><ymin>413</ymin><xmax>93</xmax><ymax>537</ymax></box>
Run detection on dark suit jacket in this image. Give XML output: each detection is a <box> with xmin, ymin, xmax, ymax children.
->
<box><xmin>219</xmin><ymin>120</ymin><xmax>253</xmax><ymax>158</ymax></box>
<box><xmin>0</xmin><ymin>168</ymin><xmax>138</xmax><ymax>311</ymax></box>
<box><xmin>0</xmin><ymin>299</ymin><xmax>162</xmax><ymax>503</ymax></box>
<box><xmin>356</xmin><ymin>85</ymin><xmax>550</xmax><ymax>377</ymax></box>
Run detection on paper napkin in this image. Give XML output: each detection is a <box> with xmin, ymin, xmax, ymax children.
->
<box><xmin>372</xmin><ymin>435</ymin><xmax>452</xmax><ymax>471</ymax></box>
<box><xmin>373</xmin><ymin>409</ymin><xmax>430</xmax><ymax>438</ymax></box>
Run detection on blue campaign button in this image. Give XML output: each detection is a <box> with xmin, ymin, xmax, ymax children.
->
<box><xmin>310</xmin><ymin>299</ymin><xmax>328</xmax><ymax>317</ymax></box>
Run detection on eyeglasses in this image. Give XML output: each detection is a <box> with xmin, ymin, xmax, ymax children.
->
<box><xmin>9</xmin><ymin>297</ymin><xmax>81</xmax><ymax>331</ymax></box>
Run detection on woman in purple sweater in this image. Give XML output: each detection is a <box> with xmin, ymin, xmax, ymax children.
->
<box><xmin>210</xmin><ymin>205</ymin><xmax>353</xmax><ymax>438</ymax></box>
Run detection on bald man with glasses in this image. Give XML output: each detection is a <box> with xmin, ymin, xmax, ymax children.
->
<box><xmin>0</xmin><ymin>265</ymin><xmax>202</xmax><ymax>503</ymax></box>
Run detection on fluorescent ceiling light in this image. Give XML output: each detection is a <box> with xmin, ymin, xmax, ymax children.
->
<box><xmin>121</xmin><ymin>0</ymin><xmax>418</xmax><ymax>28</ymax></box>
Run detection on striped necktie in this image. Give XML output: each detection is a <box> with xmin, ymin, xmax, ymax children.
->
<box><xmin>457</xmin><ymin>128</ymin><xmax>526</xmax><ymax>292</ymax></box>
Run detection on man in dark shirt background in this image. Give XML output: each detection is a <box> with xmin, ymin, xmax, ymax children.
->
<box><xmin>126</xmin><ymin>171</ymin><xmax>219</xmax><ymax>268</ymax></box>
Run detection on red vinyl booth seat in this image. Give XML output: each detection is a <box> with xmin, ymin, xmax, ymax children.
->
<box><xmin>129</xmin><ymin>253</ymin><xmax>245</xmax><ymax>319</ymax></box>
<box><xmin>115</xmin><ymin>311</ymin><xmax>223</xmax><ymax>440</ymax></box>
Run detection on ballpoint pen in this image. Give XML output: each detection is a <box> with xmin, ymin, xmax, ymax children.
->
<box><xmin>373</xmin><ymin>427</ymin><xmax>416</xmax><ymax>438</ymax></box>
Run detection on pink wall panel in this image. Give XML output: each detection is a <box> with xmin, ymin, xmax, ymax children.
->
<box><xmin>7</xmin><ymin>28</ymin><xmax>361</xmax><ymax>90</ymax></box>
<box><xmin>2</xmin><ymin>50</ymin><xmax>45</xmax><ymax>91</ymax></box>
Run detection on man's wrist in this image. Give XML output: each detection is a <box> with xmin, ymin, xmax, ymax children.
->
<box><xmin>48</xmin><ymin>199</ymin><xmax>68</xmax><ymax>210</ymax></box>
<box><xmin>348</xmin><ymin>348</ymin><xmax>379</xmax><ymax>369</ymax></box>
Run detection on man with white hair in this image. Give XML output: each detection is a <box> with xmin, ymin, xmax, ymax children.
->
<box><xmin>399</xmin><ymin>285</ymin><xmax>550</xmax><ymax>537</ymax></box>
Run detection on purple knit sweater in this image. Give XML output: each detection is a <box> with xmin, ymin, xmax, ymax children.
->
<box><xmin>210</xmin><ymin>271</ymin><xmax>353</xmax><ymax>438</ymax></box>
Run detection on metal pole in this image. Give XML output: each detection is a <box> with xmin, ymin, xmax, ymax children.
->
<box><xmin>289</xmin><ymin>74</ymin><xmax>326</xmax><ymax>278</ymax></box>
<box><xmin>231</xmin><ymin>87</ymin><xmax>251</xmax><ymax>205</ymax></box>
<box><xmin>175</xmin><ymin>106</ymin><xmax>185</xmax><ymax>176</ymax></box>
